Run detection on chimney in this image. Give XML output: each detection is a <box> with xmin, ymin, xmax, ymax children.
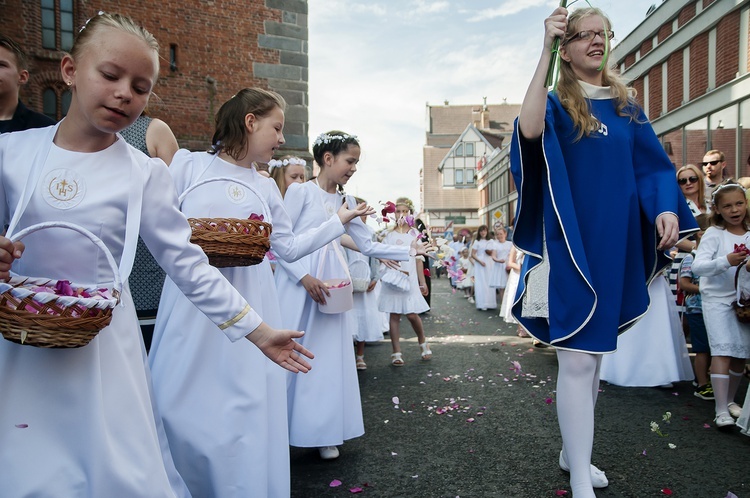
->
<box><xmin>480</xmin><ymin>96</ymin><xmax>489</xmax><ymax>129</ymax></box>
<box><xmin>472</xmin><ymin>107</ymin><xmax>481</xmax><ymax>128</ymax></box>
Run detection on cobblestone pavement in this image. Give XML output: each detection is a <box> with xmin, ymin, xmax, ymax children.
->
<box><xmin>291</xmin><ymin>278</ymin><xmax>749</xmax><ymax>498</ymax></box>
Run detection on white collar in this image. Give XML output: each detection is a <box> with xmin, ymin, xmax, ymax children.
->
<box><xmin>578</xmin><ymin>80</ymin><xmax>613</xmax><ymax>100</ymax></box>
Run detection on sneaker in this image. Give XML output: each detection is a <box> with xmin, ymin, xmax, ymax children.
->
<box><xmin>728</xmin><ymin>402</ymin><xmax>743</xmax><ymax>418</ymax></box>
<box><xmin>319</xmin><ymin>446</ymin><xmax>340</xmax><ymax>460</ymax></box>
<box><xmin>694</xmin><ymin>384</ymin><xmax>715</xmax><ymax>400</ymax></box>
<box><xmin>714</xmin><ymin>413</ymin><xmax>736</xmax><ymax>428</ymax></box>
<box><xmin>468</xmin><ymin>297</ymin><xmax>475</xmax><ymax>304</ymax></box>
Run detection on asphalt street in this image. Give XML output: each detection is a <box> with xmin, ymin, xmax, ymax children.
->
<box><xmin>290</xmin><ymin>277</ymin><xmax>749</xmax><ymax>498</ymax></box>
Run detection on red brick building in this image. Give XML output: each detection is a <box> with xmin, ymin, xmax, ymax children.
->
<box><xmin>1</xmin><ymin>0</ymin><xmax>310</xmax><ymax>153</ymax></box>
<box><xmin>612</xmin><ymin>0</ymin><xmax>750</xmax><ymax>177</ymax></box>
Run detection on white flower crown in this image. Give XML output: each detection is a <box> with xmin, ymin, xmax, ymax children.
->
<box><xmin>313</xmin><ymin>133</ymin><xmax>358</xmax><ymax>147</ymax></box>
<box><xmin>268</xmin><ymin>157</ymin><xmax>306</xmax><ymax>173</ymax></box>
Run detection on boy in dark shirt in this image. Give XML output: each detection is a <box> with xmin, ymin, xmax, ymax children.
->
<box><xmin>0</xmin><ymin>34</ymin><xmax>55</xmax><ymax>133</ymax></box>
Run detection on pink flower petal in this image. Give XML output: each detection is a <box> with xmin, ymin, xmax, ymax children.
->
<box><xmin>466</xmin><ymin>418</ymin><xmax>475</xmax><ymax>422</ymax></box>
<box><xmin>15</xmin><ymin>424</ymin><xmax>28</xmax><ymax>428</ymax></box>
<box><xmin>392</xmin><ymin>396</ymin><xmax>400</xmax><ymax>405</ymax></box>
<box><xmin>661</xmin><ymin>488</ymin><xmax>673</xmax><ymax>495</ymax></box>
<box><xmin>349</xmin><ymin>487</ymin><xmax>363</xmax><ymax>494</ymax></box>
<box><xmin>330</xmin><ymin>479</ymin><xmax>342</xmax><ymax>487</ymax></box>
<box><xmin>703</xmin><ymin>423</ymin><xmax>711</xmax><ymax>429</ymax></box>
<box><xmin>555</xmin><ymin>490</ymin><xmax>569</xmax><ymax>496</ymax></box>
<box><xmin>726</xmin><ymin>493</ymin><xmax>739</xmax><ymax>498</ymax></box>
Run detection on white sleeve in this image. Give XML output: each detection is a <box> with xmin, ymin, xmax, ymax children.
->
<box><xmin>139</xmin><ymin>158</ymin><xmax>263</xmax><ymax>341</ymax></box>
<box><xmin>692</xmin><ymin>228</ymin><xmax>732</xmax><ymax>277</ymax></box>
<box><xmin>267</xmin><ymin>179</ymin><xmax>344</xmax><ymax>262</ymax></box>
<box><xmin>345</xmin><ymin>197</ymin><xmax>409</xmax><ymax>261</ymax></box>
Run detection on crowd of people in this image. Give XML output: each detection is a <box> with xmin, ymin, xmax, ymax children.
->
<box><xmin>0</xmin><ymin>5</ymin><xmax>748</xmax><ymax>498</ymax></box>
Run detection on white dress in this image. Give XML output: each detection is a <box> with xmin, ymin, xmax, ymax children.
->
<box><xmin>472</xmin><ymin>239</ymin><xmax>497</xmax><ymax>310</ymax></box>
<box><xmin>692</xmin><ymin>226</ymin><xmax>750</xmax><ymax>358</ymax></box>
<box><xmin>275</xmin><ymin>181</ymin><xmax>409</xmax><ymax>447</ymax></box>
<box><xmin>456</xmin><ymin>256</ymin><xmax>473</xmax><ymax>289</ymax></box>
<box><xmin>489</xmin><ymin>239</ymin><xmax>513</xmax><ymax>289</ymax></box>
<box><xmin>0</xmin><ymin>127</ymin><xmax>265</xmax><ymax>497</ymax></box>
<box><xmin>501</xmin><ymin>250</ymin><xmax>524</xmax><ymax>323</ymax></box>
<box><xmin>148</xmin><ymin>152</ymin><xmax>345</xmax><ymax>497</ymax></box>
<box><xmin>378</xmin><ymin>230</ymin><xmax>430</xmax><ymax>315</ymax></box>
<box><xmin>345</xmin><ymin>243</ymin><xmax>385</xmax><ymax>343</ymax></box>
<box><xmin>600</xmin><ymin>275</ymin><xmax>694</xmax><ymax>387</ymax></box>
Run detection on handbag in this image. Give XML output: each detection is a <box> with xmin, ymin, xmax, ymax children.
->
<box><xmin>348</xmin><ymin>258</ymin><xmax>371</xmax><ymax>293</ymax></box>
<box><xmin>381</xmin><ymin>267</ymin><xmax>410</xmax><ymax>292</ymax></box>
<box><xmin>733</xmin><ymin>261</ymin><xmax>750</xmax><ymax>323</ymax></box>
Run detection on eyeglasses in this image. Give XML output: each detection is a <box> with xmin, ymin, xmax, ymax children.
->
<box><xmin>678</xmin><ymin>176</ymin><xmax>699</xmax><ymax>185</ymax></box>
<box><xmin>564</xmin><ymin>30</ymin><xmax>615</xmax><ymax>45</ymax></box>
<box><xmin>702</xmin><ymin>160</ymin><xmax>722</xmax><ymax>166</ymax></box>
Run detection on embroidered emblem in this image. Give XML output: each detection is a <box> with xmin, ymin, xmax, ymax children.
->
<box><xmin>597</xmin><ymin>122</ymin><xmax>608</xmax><ymax>136</ymax></box>
<box><xmin>395</xmin><ymin>238</ymin><xmax>404</xmax><ymax>245</ymax></box>
<box><xmin>42</xmin><ymin>169</ymin><xmax>86</xmax><ymax>210</ymax></box>
<box><xmin>325</xmin><ymin>203</ymin><xmax>335</xmax><ymax>217</ymax></box>
<box><xmin>226</xmin><ymin>183</ymin><xmax>246</xmax><ymax>204</ymax></box>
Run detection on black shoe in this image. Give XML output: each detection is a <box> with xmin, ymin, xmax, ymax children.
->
<box><xmin>694</xmin><ymin>384</ymin><xmax>715</xmax><ymax>400</ymax></box>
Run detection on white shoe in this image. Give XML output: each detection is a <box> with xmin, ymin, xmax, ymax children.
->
<box><xmin>468</xmin><ymin>297</ymin><xmax>475</xmax><ymax>304</ymax></box>
<box><xmin>559</xmin><ymin>451</ymin><xmax>609</xmax><ymax>488</ymax></box>
<box><xmin>728</xmin><ymin>402</ymin><xmax>743</xmax><ymax>418</ymax></box>
<box><xmin>714</xmin><ymin>413</ymin><xmax>736</xmax><ymax>428</ymax></box>
<box><xmin>319</xmin><ymin>446</ymin><xmax>340</xmax><ymax>460</ymax></box>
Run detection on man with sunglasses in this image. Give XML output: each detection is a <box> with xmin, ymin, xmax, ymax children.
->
<box><xmin>702</xmin><ymin>149</ymin><xmax>727</xmax><ymax>202</ymax></box>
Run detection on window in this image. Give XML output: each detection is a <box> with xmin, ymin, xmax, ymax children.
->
<box><xmin>455</xmin><ymin>144</ymin><xmax>463</xmax><ymax>157</ymax></box>
<box><xmin>43</xmin><ymin>88</ymin><xmax>56</xmax><ymax>120</ymax></box>
<box><xmin>41</xmin><ymin>0</ymin><xmax>75</xmax><ymax>51</ymax></box>
<box><xmin>465</xmin><ymin>142</ymin><xmax>474</xmax><ymax>157</ymax></box>
<box><xmin>455</xmin><ymin>169</ymin><xmax>463</xmax><ymax>185</ymax></box>
<box><xmin>466</xmin><ymin>168</ymin><xmax>474</xmax><ymax>184</ymax></box>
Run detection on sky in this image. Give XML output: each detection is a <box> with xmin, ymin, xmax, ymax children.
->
<box><xmin>307</xmin><ymin>0</ymin><xmax>662</xmax><ymax>214</ymax></box>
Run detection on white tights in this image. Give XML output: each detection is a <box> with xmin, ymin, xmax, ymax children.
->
<box><xmin>556</xmin><ymin>349</ymin><xmax>602</xmax><ymax>498</ymax></box>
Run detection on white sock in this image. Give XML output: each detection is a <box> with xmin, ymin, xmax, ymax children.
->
<box><xmin>711</xmin><ymin>374</ymin><xmax>730</xmax><ymax>416</ymax></box>
<box><xmin>728</xmin><ymin>370</ymin><xmax>743</xmax><ymax>405</ymax></box>
<box><xmin>556</xmin><ymin>350</ymin><xmax>599</xmax><ymax>498</ymax></box>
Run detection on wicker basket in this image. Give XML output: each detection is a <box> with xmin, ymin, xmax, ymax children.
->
<box><xmin>733</xmin><ymin>261</ymin><xmax>750</xmax><ymax>323</ymax></box>
<box><xmin>179</xmin><ymin>177</ymin><xmax>272</xmax><ymax>268</ymax></box>
<box><xmin>348</xmin><ymin>259</ymin><xmax>371</xmax><ymax>293</ymax></box>
<box><xmin>0</xmin><ymin>222</ymin><xmax>122</xmax><ymax>348</ymax></box>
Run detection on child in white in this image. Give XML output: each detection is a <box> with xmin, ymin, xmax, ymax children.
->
<box><xmin>275</xmin><ymin>132</ymin><xmax>422</xmax><ymax>460</ymax></box>
<box><xmin>0</xmin><ymin>15</ymin><xmax>311</xmax><ymax>498</ymax></box>
<box><xmin>377</xmin><ymin>197</ymin><xmax>432</xmax><ymax>367</ymax></box>
<box><xmin>471</xmin><ymin>225</ymin><xmax>496</xmax><ymax>310</ymax></box>
<box><xmin>692</xmin><ymin>182</ymin><xmax>750</xmax><ymax>428</ymax></box>
<box><xmin>500</xmin><ymin>246</ymin><xmax>527</xmax><ymax>337</ymax></box>
<box><xmin>346</xmin><ymin>210</ymin><xmax>384</xmax><ymax>371</ymax></box>
<box><xmin>489</xmin><ymin>225</ymin><xmax>513</xmax><ymax>302</ymax></box>
<box><xmin>457</xmin><ymin>247</ymin><xmax>474</xmax><ymax>299</ymax></box>
<box><xmin>148</xmin><ymin>90</ymin><xmax>369</xmax><ymax>497</ymax></box>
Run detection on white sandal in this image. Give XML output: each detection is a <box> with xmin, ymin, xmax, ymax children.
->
<box><xmin>391</xmin><ymin>352</ymin><xmax>404</xmax><ymax>366</ymax></box>
<box><xmin>355</xmin><ymin>355</ymin><xmax>367</xmax><ymax>370</ymax></box>
<box><xmin>419</xmin><ymin>342</ymin><xmax>432</xmax><ymax>361</ymax></box>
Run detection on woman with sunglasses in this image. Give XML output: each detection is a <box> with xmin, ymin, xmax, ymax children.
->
<box><xmin>678</xmin><ymin>164</ymin><xmax>710</xmax><ymax>217</ymax></box>
<box><xmin>510</xmin><ymin>6</ymin><xmax>698</xmax><ymax>497</ymax></box>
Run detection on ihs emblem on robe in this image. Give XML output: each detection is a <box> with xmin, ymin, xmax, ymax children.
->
<box><xmin>42</xmin><ymin>169</ymin><xmax>86</xmax><ymax>210</ymax></box>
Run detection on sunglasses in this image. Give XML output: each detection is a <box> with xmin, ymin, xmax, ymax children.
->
<box><xmin>702</xmin><ymin>160</ymin><xmax>722</xmax><ymax>166</ymax></box>
<box><xmin>678</xmin><ymin>176</ymin><xmax>699</xmax><ymax>185</ymax></box>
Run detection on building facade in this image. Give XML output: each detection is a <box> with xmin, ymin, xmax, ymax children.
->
<box><xmin>613</xmin><ymin>0</ymin><xmax>750</xmax><ymax>176</ymax></box>
<box><xmin>3</xmin><ymin>0</ymin><xmax>311</xmax><ymax>154</ymax></box>
<box><xmin>421</xmin><ymin>101</ymin><xmax>521</xmax><ymax>238</ymax></box>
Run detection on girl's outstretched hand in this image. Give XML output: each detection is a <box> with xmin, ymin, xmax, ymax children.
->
<box><xmin>410</xmin><ymin>238</ymin><xmax>436</xmax><ymax>257</ymax></box>
<box><xmin>246</xmin><ymin>322</ymin><xmax>314</xmax><ymax>373</ymax></box>
<box><xmin>379</xmin><ymin>258</ymin><xmax>401</xmax><ymax>271</ymax></box>
<box><xmin>300</xmin><ymin>274</ymin><xmax>331</xmax><ymax>304</ymax></box>
<box><xmin>0</xmin><ymin>236</ymin><xmax>24</xmax><ymax>281</ymax></box>
<box><xmin>337</xmin><ymin>202</ymin><xmax>375</xmax><ymax>224</ymax></box>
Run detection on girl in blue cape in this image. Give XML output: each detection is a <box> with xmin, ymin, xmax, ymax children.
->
<box><xmin>510</xmin><ymin>6</ymin><xmax>697</xmax><ymax>497</ymax></box>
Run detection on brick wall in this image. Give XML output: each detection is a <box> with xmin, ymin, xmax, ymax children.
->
<box><xmin>631</xmin><ymin>77</ymin><xmax>645</xmax><ymax>109</ymax></box>
<box><xmin>666</xmin><ymin>52</ymin><xmax>683</xmax><ymax>112</ymax></box>
<box><xmin>678</xmin><ymin>2</ymin><xmax>696</xmax><ymax>28</ymax></box>
<box><xmin>648</xmin><ymin>64</ymin><xmax>662</xmax><ymax>118</ymax></box>
<box><xmin>689</xmin><ymin>32</ymin><xmax>709</xmax><ymax>100</ymax></box>
<box><xmin>641</xmin><ymin>38</ymin><xmax>653</xmax><ymax>57</ymax></box>
<box><xmin>658</xmin><ymin>23</ymin><xmax>672</xmax><ymax>44</ymax></box>
<box><xmin>716</xmin><ymin>10</ymin><xmax>740</xmax><ymax>88</ymax></box>
<box><xmin>2</xmin><ymin>0</ymin><xmax>310</xmax><ymax>153</ymax></box>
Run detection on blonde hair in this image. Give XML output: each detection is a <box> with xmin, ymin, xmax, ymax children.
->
<box><xmin>71</xmin><ymin>13</ymin><xmax>159</xmax><ymax>63</ymax></box>
<box><xmin>269</xmin><ymin>155</ymin><xmax>307</xmax><ymax>198</ymax></box>
<box><xmin>676</xmin><ymin>164</ymin><xmax>706</xmax><ymax>211</ymax></box>
<box><xmin>557</xmin><ymin>7</ymin><xmax>641</xmax><ymax>141</ymax></box>
<box><xmin>395</xmin><ymin>197</ymin><xmax>414</xmax><ymax>214</ymax></box>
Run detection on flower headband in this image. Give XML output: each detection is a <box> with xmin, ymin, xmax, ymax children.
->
<box><xmin>268</xmin><ymin>157</ymin><xmax>306</xmax><ymax>173</ymax></box>
<box><xmin>313</xmin><ymin>133</ymin><xmax>358</xmax><ymax>147</ymax></box>
<box><xmin>711</xmin><ymin>182</ymin><xmax>746</xmax><ymax>205</ymax></box>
